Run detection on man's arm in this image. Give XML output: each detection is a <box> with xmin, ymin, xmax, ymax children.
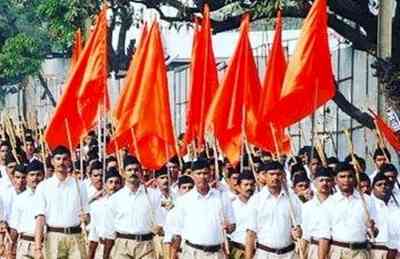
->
<box><xmin>102</xmin><ymin>239</ymin><xmax>114</xmax><ymax>259</ymax></box>
<box><xmin>245</xmin><ymin>230</ymin><xmax>256</xmax><ymax>259</ymax></box>
<box><xmin>34</xmin><ymin>215</ymin><xmax>45</xmax><ymax>259</ymax></box>
<box><xmin>318</xmin><ymin>238</ymin><xmax>330</xmax><ymax>259</ymax></box>
<box><xmin>170</xmin><ymin>235</ymin><xmax>182</xmax><ymax>259</ymax></box>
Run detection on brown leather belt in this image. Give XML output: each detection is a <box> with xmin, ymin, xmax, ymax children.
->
<box><xmin>331</xmin><ymin>240</ymin><xmax>368</xmax><ymax>250</ymax></box>
<box><xmin>47</xmin><ymin>225</ymin><xmax>81</xmax><ymax>234</ymax></box>
<box><xmin>370</xmin><ymin>244</ymin><xmax>389</xmax><ymax>251</ymax></box>
<box><xmin>185</xmin><ymin>240</ymin><xmax>222</xmax><ymax>253</ymax></box>
<box><xmin>19</xmin><ymin>234</ymin><xmax>34</xmax><ymax>242</ymax></box>
<box><xmin>116</xmin><ymin>232</ymin><xmax>153</xmax><ymax>241</ymax></box>
<box><xmin>256</xmin><ymin>243</ymin><xmax>295</xmax><ymax>255</ymax></box>
<box><xmin>229</xmin><ymin>240</ymin><xmax>245</xmax><ymax>251</ymax></box>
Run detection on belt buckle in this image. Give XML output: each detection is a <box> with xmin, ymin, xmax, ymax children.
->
<box><xmin>137</xmin><ymin>235</ymin><xmax>143</xmax><ymax>242</ymax></box>
<box><xmin>275</xmin><ymin>248</ymin><xmax>285</xmax><ymax>255</ymax></box>
<box><xmin>64</xmin><ymin>227</ymin><xmax>71</xmax><ymax>235</ymax></box>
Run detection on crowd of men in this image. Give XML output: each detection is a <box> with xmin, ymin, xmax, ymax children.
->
<box><xmin>0</xmin><ymin>129</ymin><xmax>400</xmax><ymax>259</ymax></box>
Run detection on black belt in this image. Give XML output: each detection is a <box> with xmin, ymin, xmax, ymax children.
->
<box><xmin>116</xmin><ymin>232</ymin><xmax>153</xmax><ymax>241</ymax></box>
<box><xmin>229</xmin><ymin>240</ymin><xmax>245</xmax><ymax>251</ymax></box>
<box><xmin>186</xmin><ymin>240</ymin><xmax>222</xmax><ymax>253</ymax></box>
<box><xmin>47</xmin><ymin>225</ymin><xmax>81</xmax><ymax>234</ymax></box>
<box><xmin>331</xmin><ymin>240</ymin><xmax>368</xmax><ymax>250</ymax></box>
<box><xmin>310</xmin><ymin>237</ymin><xmax>319</xmax><ymax>245</ymax></box>
<box><xmin>256</xmin><ymin>243</ymin><xmax>295</xmax><ymax>255</ymax></box>
<box><xmin>19</xmin><ymin>234</ymin><xmax>35</xmax><ymax>242</ymax></box>
<box><xmin>370</xmin><ymin>244</ymin><xmax>389</xmax><ymax>251</ymax></box>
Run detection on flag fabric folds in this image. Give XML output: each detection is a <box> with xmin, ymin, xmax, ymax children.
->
<box><xmin>114</xmin><ymin>22</ymin><xmax>177</xmax><ymax>169</ymax></box>
<box><xmin>268</xmin><ymin>0</ymin><xmax>335</xmax><ymax>128</ymax></box>
<box><xmin>371</xmin><ymin>111</ymin><xmax>400</xmax><ymax>152</ymax></box>
<box><xmin>206</xmin><ymin>15</ymin><xmax>261</xmax><ymax>164</ymax></box>
<box><xmin>70</xmin><ymin>29</ymin><xmax>83</xmax><ymax>70</ymax></box>
<box><xmin>45</xmin><ymin>7</ymin><xmax>109</xmax><ymax>150</ymax></box>
<box><xmin>184</xmin><ymin>5</ymin><xmax>218</xmax><ymax>148</ymax></box>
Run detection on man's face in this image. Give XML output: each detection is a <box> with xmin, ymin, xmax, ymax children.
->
<box><xmin>293</xmin><ymin>181</ymin><xmax>310</xmax><ymax>195</ymax></box>
<box><xmin>373</xmin><ymin>179</ymin><xmax>390</xmax><ymax>200</ymax></box>
<box><xmin>26</xmin><ymin>171</ymin><xmax>43</xmax><ymax>189</ymax></box>
<box><xmin>192</xmin><ymin>168</ymin><xmax>210</xmax><ymax>189</ymax></box>
<box><xmin>179</xmin><ymin>182</ymin><xmax>194</xmax><ymax>194</ymax></box>
<box><xmin>359</xmin><ymin>180</ymin><xmax>371</xmax><ymax>195</ymax></box>
<box><xmin>383</xmin><ymin>171</ymin><xmax>397</xmax><ymax>189</ymax></box>
<box><xmin>157</xmin><ymin>175</ymin><xmax>169</xmax><ymax>190</ymax></box>
<box><xmin>13</xmin><ymin>171</ymin><xmax>26</xmax><ymax>191</ymax></box>
<box><xmin>335</xmin><ymin>171</ymin><xmax>355</xmax><ymax>193</ymax></box>
<box><xmin>105</xmin><ymin>177</ymin><xmax>121</xmax><ymax>194</ymax></box>
<box><xmin>375</xmin><ymin>155</ymin><xmax>388</xmax><ymax>169</ymax></box>
<box><xmin>309</xmin><ymin>159</ymin><xmax>321</xmax><ymax>175</ymax></box>
<box><xmin>106</xmin><ymin>161</ymin><xmax>118</xmax><ymax>171</ymax></box>
<box><xmin>51</xmin><ymin>154</ymin><xmax>71</xmax><ymax>174</ymax></box>
<box><xmin>25</xmin><ymin>141</ymin><xmax>35</xmax><ymax>155</ymax></box>
<box><xmin>124</xmin><ymin>164</ymin><xmax>141</xmax><ymax>184</ymax></box>
<box><xmin>259</xmin><ymin>169</ymin><xmax>282</xmax><ymax>189</ymax></box>
<box><xmin>0</xmin><ymin>145</ymin><xmax>9</xmax><ymax>160</ymax></box>
<box><xmin>168</xmin><ymin>164</ymin><xmax>179</xmax><ymax>180</ymax></box>
<box><xmin>6</xmin><ymin>162</ymin><xmax>17</xmax><ymax>175</ymax></box>
<box><xmin>90</xmin><ymin>169</ymin><xmax>103</xmax><ymax>190</ymax></box>
<box><xmin>315</xmin><ymin>176</ymin><xmax>333</xmax><ymax>195</ymax></box>
<box><xmin>228</xmin><ymin>173</ymin><xmax>240</xmax><ymax>190</ymax></box>
<box><xmin>237</xmin><ymin>179</ymin><xmax>256</xmax><ymax>199</ymax></box>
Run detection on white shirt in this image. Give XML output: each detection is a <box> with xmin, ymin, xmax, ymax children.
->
<box><xmin>0</xmin><ymin>171</ymin><xmax>13</xmax><ymax>191</ymax></box>
<box><xmin>103</xmin><ymin>185</ymin><xmax>162</xmax><ymax>239</ymax></box>
<box><xmin>154</xmin><ymin>189</ymin><xmax>177</xmax><ymax>227</ymax></box>
<box><xmin>316</xmin><ymin>190</ymin><xmax>377</xmax><ymax>242</ymax></box>
<box><xmin>88</xmin><ymin>195</ymin><xmax>111</xmax><ymax>242</ymax></box>
<box><xmin>228</xmin><ymin>198</ymin><xmax>249</xmax><ymax>245</ymax></box>
<box><xmin>9</xmin><ymin>188</ymin><xmax>37</xmax><ymax>235</ymax></box>
<box><xmin>301</xmin><ymin>196</ymin><xmax>326</xmax><ymax>241</ymax></box>
<box><xmin>164</xmin><ymin>207</ymin><xmax>179</xmax><ymax>244</ymax></box>
<box><xmin>1</xmin><ymin>187</ymin><xmax>18</xmax><ymax>222</ymax></box>
<box><xmin>174</xmin><ymin>188</ymin><xmax>235</xmax><ymax>246</ymax></box>
<box><xmin>246</xmin><ymin>188</ymin><xmax>302</xmax><ymax>248</ymax></box>
<box><xmin>34</xmin><ymin>175</ymin><xmax>89</xmax><ymax>227</ymax></box>
<box><xmin>0</xmin><ymin>196</ymin><xmax>4</xmax><ymax>222</ymax></box>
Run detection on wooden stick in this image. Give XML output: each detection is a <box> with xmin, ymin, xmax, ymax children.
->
<box><xmin>270</xmin><ymin>123</ymin><xmax>281</xmax><ymax>159</ymax></box>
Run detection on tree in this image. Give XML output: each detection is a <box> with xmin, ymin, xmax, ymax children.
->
<box><xmin>1</xmin><ymin>0</ymin><xmax>399</xmax><ymax>129</ymax></box>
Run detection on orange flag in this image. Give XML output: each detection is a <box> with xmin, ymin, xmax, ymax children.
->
<box><xmin>206</xmin><ymin>15</ymin><xmax>261</xmax><ymax>164</ymax></box>
<box><xmin>108</xmin><ymin>24</ymin><xmax>149</xmax><ymax>154</ymax></box>
<box><xmin>268</xmin><ymin>0</ymin><xmax>335</xmax><ymax>128</ymax></box>
<box><xmin>184</xmin><ymin>5</ymin><xmax>218</xmax><ymax>147</ymax></box>
<box><xmin>371</xmin><ymin>111</ymin><xmax>400</xmax><ymax>152</ymax></box>
<box><xmin>70</xmin><ymin>29</ymin><xmax>83</xmax><ymax>70</ymax></box>
<box><xmin>255</xmin><ymin>10</ymin><xmax>290</xmax><ymax>154</ymax></box>
<box><xmin>45</xmin><ymin>7</ymin><xmax>109</xmax><ymax>150</ymax></box>
<box><xmin>114</xmin><ymin>22</ymin><xmax>176</xmax><ymax>169</ymax></box>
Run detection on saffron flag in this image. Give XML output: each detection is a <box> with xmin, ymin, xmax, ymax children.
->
<box><xmin>114</xmin><ymin>22</ymin><xmax>176</xmax><ymax>169</ymax></box>
<box><xmin>268</xmin><ymin>0</ymin><xmax>335</xmax><ymax>128</ymax></box>
<box><xmin>256</xmin><ymin>10</ymin><xmax>291</xmax><ymax>154</ymax></box>
<box><xmin>371</xmin><ymin>111</ymin><xmax>400</xmax><ymax>152</ymax></box>
<box><xmin>45</xmin><ymin>7</ymin><xmax>109</xmax><ymax>150</ymax></box>
<box><xmin>70</xmin><ymin>29</ymin><xmax>83</xmax><ymax>70</ymax></box>
<box><xmin>184</xmin><ymin>5</ymin><xmax>218</xmax><ymax>147</ymax></box>
<box><xmin>206</xmin><ymin>15</ymin><xmax>261</xmax><ymax>164</ymax></box>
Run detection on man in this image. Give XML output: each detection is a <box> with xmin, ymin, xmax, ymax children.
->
<box><xmin>308</xmin><ymin>153</ymin><xmax>322</xmax><ymax>180</ymax></box>
<box><xmin>302</xmin><ymin>167</ymin><xmax>334</xmax><ymax>259</ymax></box>
<box><xmin>373</xmin><ymin>148</ymin><xmax>391</xmax><ymax>170</ymax></box>
<box><xmin>88</xmin><ymin>167</ymin><xmax>122</xmax><ymax>259</ymax></box>
<box><xmin>0</xmin><ymin>153</ymin><xmax>17</xmax><ymax>191</ymax></box>
<box><xmin>370</xmin><ymin>173</ymin><xmax>398</xmax><ymax>259</ymax></box>
<box><xmin>171</xmin><ymin>159</ymin><xmax>236</xmax><ymax>259</ymax></box>
<box><xmin>2</xmin><ymin>164</ymin><xmax>27</xmax><ymax>222</ymax></box>
<box><xmin>229</xmin><ymin>170</ymin><xmax>256</xmax><ymax>259</ymax></box>
<box><xmin>34</xmin><ymin>145</ymin><xmax>89</xmax><ymax>259</ymax></box>
<box><xmin>24</xmin><ymin>136</ymin><xmax>37</xmax><ymax>162</ymax></box>
<box><xmin>154</xmin><ymin>166</ymin><xmax>176</xmax><ymax>259</ymax></box>
<box><xmin>292</xmin><ymin>173</ymin><xmax>312</xmax><ymax>202</ymax></box>
<box><xmin>358</xmin><ymin>173</ymin><xmax>371</xmax><ymax>195</ymax></box>
<box><xmin>225</xmin><ymin>168</ymin><xmax>240</xmax><ymax>201</ymax></box>
<box><xmin>9</xmin><ymin>160</ymin><xmax>44</xmax><ymax>259</ymax></box>
<box><xmin>85</xmin><ymin>160</ymin><xmax>103</xmax><ymax>203</ymax></box>
<box><xmin>102</xmin><ymin>155</ymin><xmax>162</xmax><ymax>259</ymax></box>
<box><xmin>245</xmin><ymin>161</ymin><xmax>302</xmax><ymax>259</ymax></box>
<box><xmin>0</xmin><ymin>141</ymin><xmax>10</xmax><ymax>178</ymax></box>
<box><xmin>378</xmin><ymin>163</ymin><xmax>400</xmax><ymax>200</ymax></box>
<box><xmin>317</xmin><ymin>162</ymin><xmax>378</xmax><ymax>259</ymax></box>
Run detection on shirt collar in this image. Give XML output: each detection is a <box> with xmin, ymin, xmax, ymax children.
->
<box><xmin>193</xmin><ymin>187</ymin><xmax>218</xmax><ymax>199</ymax></box>
<box><xmin>261</xmin><ymin>187</ymin><xmax>286</xmax><ymax>199</ymax></box>
<box><xmin>125</xmin><ymin>185</ymin><xmax>145</xmax><ymax>196</ymax></box>
<box><xmin>334</xmin><ymin>189</ymin><xmax>362</xmax><ymax>201</ymax></box>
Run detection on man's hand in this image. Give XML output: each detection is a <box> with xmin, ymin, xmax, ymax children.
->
<box><xmin>79</xmin><ymin>212</ymin><xmax>90</xmax><ymax>225</ymax></box>
<box><xmin>291</xmin><ymin>225</ymin><xmax>303</xmax><ymax>240</ymax></box>
<box><xmin>367</xmin><ymin>219</ymin><xmax>379</xmax><ymax>238</ymax></box>
<box><xmin>0</xmin><ymin>221</ymin><xmax>8</xmax><ymax>233</ymax></box>
<box><xmin>34</xmin><ymin>245</ymin><xmax>44</xmax><ymax>259</ymax></box>
<box><xmin>223</xmin><ymin>223</ymin><xmax>236</xmax><ymax>235</ymax></box>
<box><xmin>151</xmin><ymin>225</ymin><xmax>163</xmax><ymax>236</ymax></box>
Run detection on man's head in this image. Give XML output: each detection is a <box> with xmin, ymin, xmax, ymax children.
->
<box><xmin>106</xmin><ymin>156</ymin><xmax>118</xmax><ymax>171</ymax></box>
<box><xmin>24</xmin><ymin>136</ymin><xmax>35</xmax><ymax>156</ymax></box>
<box><xmin>178</xmin><ymin>175</ymin><xmax>194</xmax><ymax>194</ymax></box>
<box><xmin>335</xmin><ymin>162</ymin><xmax>356</xmax><ymax>193</ymax></box>
<box><xmin>167</xmin><ymin>156</ymin><xmax>180</xmax><ymax>181</ymax></box>
<box><xmin>26</xmin><ymin>160</ymin><xmax>44</xmax><ymax>189</ymax></box>
<box><xmin>0</xmin><ymin>141</ymin><xmax>10</xmax><ymax>161</ymax></box>
<box><xmin>326</xmin><ymin>157</ymin><xmax>339</xmax><ymax>171</ymax></box>
<box><xmin>123</xmin><ymin>155</ymin><xmax>141</xmax><ymax>185</ymax></box>
<box><xmin>89</xmin><ymin>161</ymin><xmax>103</xmax><ymax>190</ymax></box>
<box><xmin>314</xmin><ymin>167</ymin><xmax>334</xmax><ymax>195</ymax></box>
<box><xmin>237</xmin><ymin>170</ymin><xmax>256</xmax><ymax>200</ymax></box>
<box><xmin>155</xmin><ymin>166</ymin><xmax>169</xmax><ymax>191</ymax></box>
<box><xmin>344</xmin><ymin>154</ymin><xmax>366</xmax><ymax>173</ymax></box>
<box><xmin>190</xmin><ymin>159</ymin><xmax>210</xmax><ymax>190</ymax></box>
<box><xmin>5</xmin><ymin>152</ymin><xmax>17</xmax><ymax>175</ymax></box>
<box><xmin>379</xmin><ymin>163</ymin><xmax>398</xmax><ymax>190</ymax></box>
<box><xmin>292</xmin><ymin>173</ymin><xmax>311</xmax><ymax>197</ymax></box>
<box><xmin>373</xmin><ymin>148</ymin><xmax>391</xmax><ymax>169</ymax></box>
<box><xmin>104</xmin><ymin>167</ymin><xmax>122</xmax><ymax>194</ymax></box>
<box><xmin>258</xmin><ymin>161</ymin><xmax>284</xmax><ymax>189</ymax></box>
<box><xmin>358</xmin><ymin>173</ymin><xmax>371</xmax><ymax>195</ymax></box>
<box><xmin>13</xmin><ymin>164</ymin><xmax>27</xmax><ymax>192</ymax></box>
<box><xmin>51</xmin><ymin>146</ymin><xmax>71</xmax><ymax>175</ymax></box>
<box><xmin>308</xmin><ymin>153</ymin><xmax>322</xmax><ymax>177</ymax></box>
<box><xmin>226</xmin><ymin>167</ymin><xmax>240</xmax><ymax>192</ymax></box>
<box><xmin>372</xmin><ymin>173</ymin><xmax>390</xmax><ymax>200</ymax></box>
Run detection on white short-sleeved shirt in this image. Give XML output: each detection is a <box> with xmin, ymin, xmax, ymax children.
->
<box><xmin>246</xmin><ymin>187</ymin><xmax>302</xmax><ymax>249</ymax></box>
<box><xmin>174</xmin><ymin>188</ymin><xmax>235</xmax><ymax>246</ymax></box>
<box><xmin>316</xmin><ymin>190</ymin><xmax>377</xmax><ymax>243</ymax></box>
<box><xmin>301</xmin><ymin>196</ymin><xmax>325</xmax><ymax>241</ymax></box>
<box><xmin>34</xmin><ymin>175</ymin><xmax>89</xmax><ymax>228</ymax></box>
<box><xmin>9</xmin><ymin>188</ymin><xmax>37</xmax><ymax>235</ymax></box>
<box><xmin>88</xmin><ymin>195</ymin><xmax>111</xmax><ymax>242</ymax></box>
<box><xmin>102</xmin><ymin>185</ymin><xmax>162</xmax><ymax>239</ymax></box>
<box><xmin>1</xmin><ymin>187</ymin><xmax>18</xmax><ymax>222</ymax></box>
<box><xmin>228</xmin><ymin>198</ymin><xmax>249</xmax><ymax>245</ymax></box>
<box><xmin>163</xmin><ymin>207</ymin><xmax>179</xmax><ymax>244</ymax></box>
